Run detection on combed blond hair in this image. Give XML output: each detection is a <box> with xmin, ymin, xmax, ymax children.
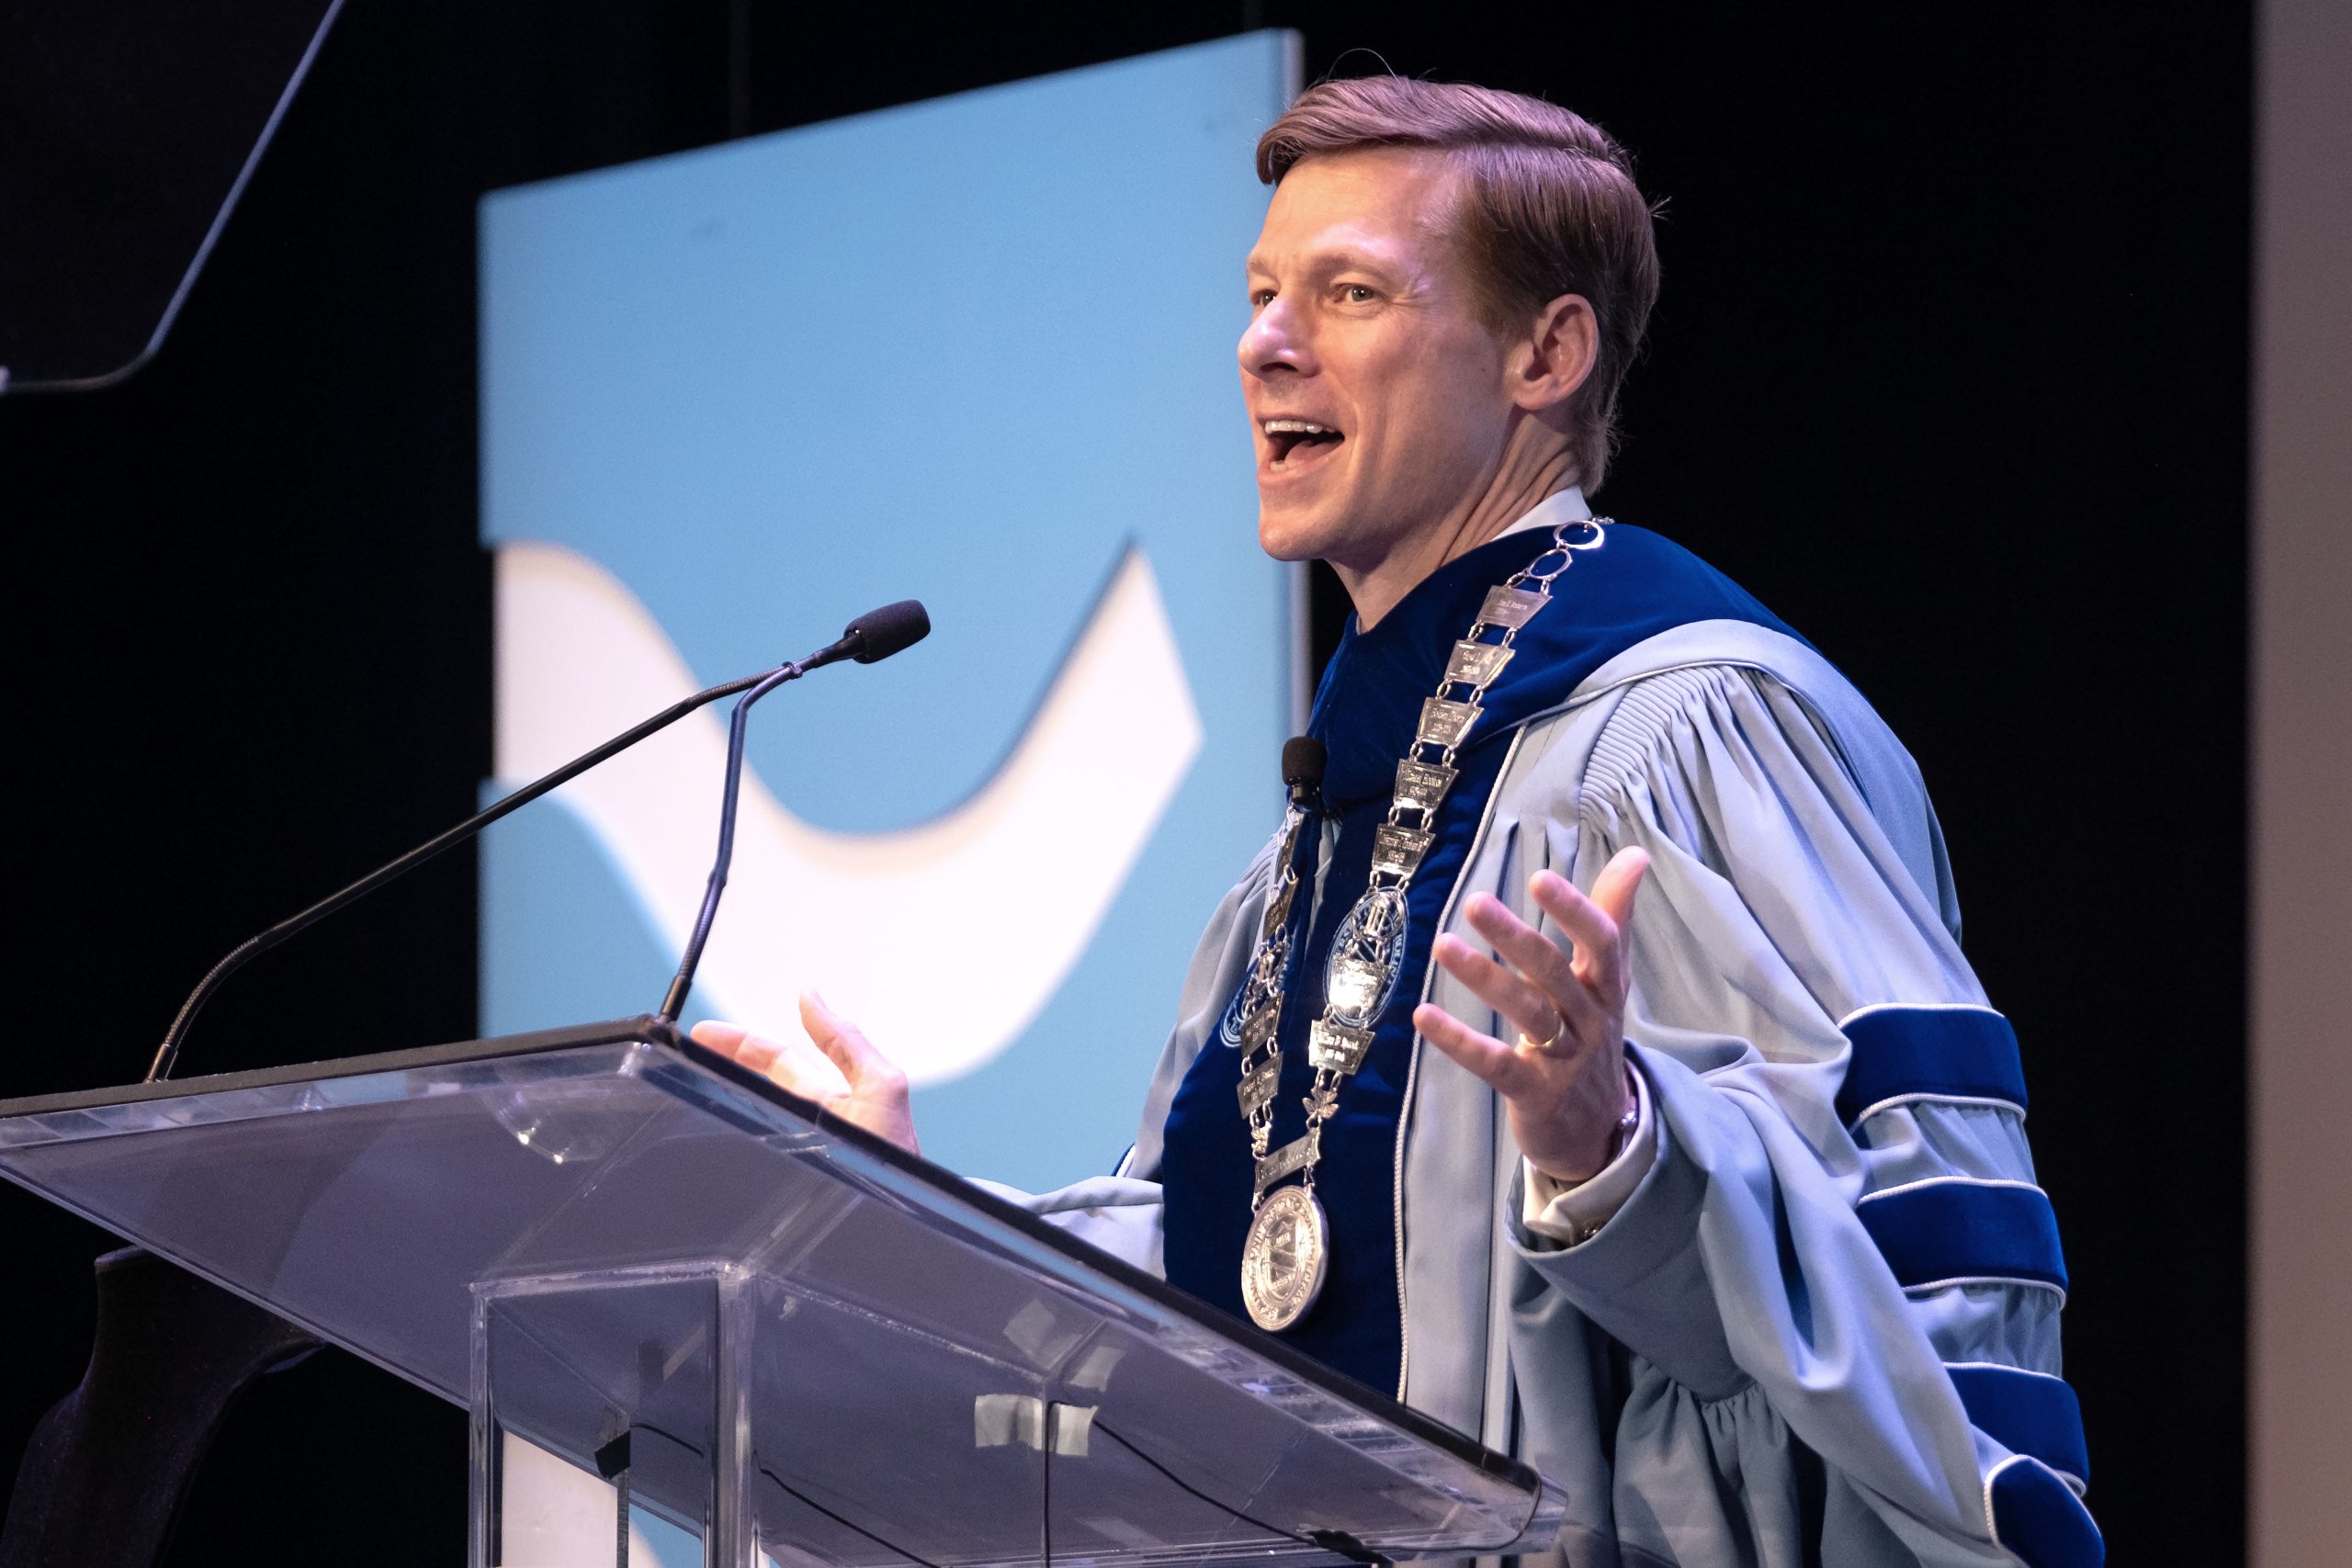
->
<box><xmin>1258</xmin><ymin>77</ymin><xmax>1660</xmax><ymax>491</ymax></box>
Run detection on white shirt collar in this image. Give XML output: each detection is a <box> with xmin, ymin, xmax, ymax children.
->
<box><xmin>1494</xmin><ymin>485</ymin><xmax>1592</xmax><ymax>539</ymax></box>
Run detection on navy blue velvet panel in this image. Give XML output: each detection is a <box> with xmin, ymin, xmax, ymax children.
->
<box><xmin>1990</xmin><ymin>1458</ymin><xmax>2105</xmax><ymax>1568</ymax></box>
<box><xmin>1837</xmin><ymin>1005</ymin><xmax>2029</xmax><ymax>1125</ymax></box>
<box><xmin>1949</xmin><ymin>1364</ymin><xmax>2092</xmax><ymax>1485</ymax></box>
<box><xmin>1161</xmin><ymin>743</ymin><xmax>1513</xmax><ymax>1391</ymax></box>
<box><xmin>1856</xmin><ymin>1180</ymin><xmax>2069</xmax><ymax>1294</ymax></box>
<box><xmin>1160</xmin><ymin>523</ymin><xmax>1798</xmax><ymax>1391</ymax></box>
<box><xmin>1308</xmin><ymin>525</ymin><xmax>1802</xmax><ymax>810</ymax></box>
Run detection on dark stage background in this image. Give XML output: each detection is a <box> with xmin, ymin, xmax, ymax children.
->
<box><xmin>1</xmin><ymin>2</ymin><xmax>2248</xmax><ymax>1562</ymax></box>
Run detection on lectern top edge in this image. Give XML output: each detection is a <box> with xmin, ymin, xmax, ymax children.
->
<box><xmin>0</xmin><ymin>1015</ymin><xmax>687</xmax><ymax>1122</ymax></box>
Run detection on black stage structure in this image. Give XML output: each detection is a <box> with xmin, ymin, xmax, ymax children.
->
<box><xmin>0</xmin><ymin>3</ymin><xmax>2248</xmax><ymax>1563</ymax></box>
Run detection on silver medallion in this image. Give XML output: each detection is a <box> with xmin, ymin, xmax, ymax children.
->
<box><xmin>1241</xmin><ymin>1183</ymin><xmax>1329</xmax><ymax>1331</ymax></box>
<box><xmin>1325</xmin><ymin>887</ymin><xmax>1408</xmax><ymax>1026</ymax></box>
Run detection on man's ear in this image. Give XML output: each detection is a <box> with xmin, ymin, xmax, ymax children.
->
<box><xmin>1508</xmin><ymin>293</ymin><xmax>1599</xmax><ymax>415</ymax></box>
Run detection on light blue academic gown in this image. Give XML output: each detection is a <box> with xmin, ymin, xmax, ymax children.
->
<box><xmin>986</xmin><ymin>508</ymin><xmax>2099</xmax><ymax>1568</ymax></box>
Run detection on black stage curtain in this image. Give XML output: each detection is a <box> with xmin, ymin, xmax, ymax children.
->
<box><xmin>0</xmin><ymin>3</ymin><xmax>2246</xmax><ymax>1562</ymax></box>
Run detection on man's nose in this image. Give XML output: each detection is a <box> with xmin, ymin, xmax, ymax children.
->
<box><xmin>1238</xmin><ymin>298</ymin><xmax>1310</xmax><ymax>380</ymax></box>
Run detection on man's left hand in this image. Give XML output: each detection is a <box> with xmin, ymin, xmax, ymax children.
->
<box><xmin>1411</xmin><ymin>848</ymin><xmax>1651</xmax><ymax>1183</ymax></box>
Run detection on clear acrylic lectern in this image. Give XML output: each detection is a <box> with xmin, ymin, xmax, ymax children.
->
<box><xmin>0</xmin><ymin>1019</ymin><xmax>1565</xmax><ymax>1567</ymax></box>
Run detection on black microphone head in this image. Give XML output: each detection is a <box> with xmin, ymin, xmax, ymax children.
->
<box><xmin>843</xmin><ymin>600</ymin><xmax>931</xmax><ymax>663</ymax></box>
<box><xmin>1281</xmin><ymin>736</ymin><xmax>1327</xmax><ymax>797</ymax></box>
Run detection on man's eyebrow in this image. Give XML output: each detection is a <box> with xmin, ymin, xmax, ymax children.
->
<box><xmin>1244</xmin><ymin>245</ymin><xmax>1405</xmax><ymax>279</ymax></box>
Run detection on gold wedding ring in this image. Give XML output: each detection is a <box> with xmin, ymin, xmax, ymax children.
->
<box><xmin>1517</xmin><ymin>1015</ymin><xmax>1570</xmax><ymax>1055</ymax></box>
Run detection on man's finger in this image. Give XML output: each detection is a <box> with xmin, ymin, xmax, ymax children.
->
<box><xmin>1530</xmin><ymin>865</ymin><xmax>1634</xmax><ymax>1008</ymax></box>
<box><xmin>1587</xmin><ymin>848</ymin><xmax>1650</xmax><ymax>968</ymax></box>
<box><xmin>690</xmin><ymin>1019</ymin><xmax>846</xmax><ymax>1100</ymax></box>
<box><xmin>689</xmin><ymin>1019</ymin><xmax>779</xmax><ymax>1072</ymax></box>
<box><xmin>1463</xmin><ymin>893</ymin><xmax>1607</xmax><ymax>1040</ymax></box>
<box><xmin>1411</xmin><ymin>1002</ymin><xmax>1535</xmax><ymax>1099</ymax></box>
<box><xmin>1432</xmin><ymin>931</ymin><xmax>1568</xmax><ymax>1049</ymax></box>
<box><xmin>797</xmin><ymin>992</ymin><xmax>902</xmax><ymax>1089</ymax></box>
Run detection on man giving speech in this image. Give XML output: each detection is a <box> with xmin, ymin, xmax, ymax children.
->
<box><xmin>698</xmin><ymin>76</ymin><xmax>2098</xmax><ymax>1568</ymax></box>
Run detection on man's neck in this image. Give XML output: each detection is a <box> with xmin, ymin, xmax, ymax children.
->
<box><xmin>1338</xmin><ymin>477</ymin><xmax>1590</xmax><ymax>630</ymax></box>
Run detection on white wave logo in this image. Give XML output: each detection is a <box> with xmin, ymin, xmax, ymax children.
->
<box><xmin>493</xmin><ymin>540</ymin><xmax>1204</xmax><ymax>1085</ymax></box>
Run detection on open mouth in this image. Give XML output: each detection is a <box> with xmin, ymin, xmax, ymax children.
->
<box><xmin>1261</xmin><ymin>418</ymin><xmax>1344</xmax><ymax>468</ymax></box>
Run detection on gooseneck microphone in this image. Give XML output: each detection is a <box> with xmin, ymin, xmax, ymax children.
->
<box><xmin>829</xmin><ymin>598</ymin><xmax>931</xmax><ymax>666</ymax></box>
<box><xmin>656</xmin><ymin>600</ymin><xmax>929</xmax><ymax>1022</ymax></box>
<box><xmin>146</xmin><ymin>599</ymin><xmax>933</xmax><ymax>1083</ymax></box>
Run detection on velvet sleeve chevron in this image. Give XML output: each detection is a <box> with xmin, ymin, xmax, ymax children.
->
<box><xmin>1501</xmin><ymin>661</ymin><xmax>2099</xmax><ymax>1568</ymax></box>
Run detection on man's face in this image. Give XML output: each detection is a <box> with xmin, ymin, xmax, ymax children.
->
<box><xmin>1239</xmin><ymin>149</ymin><xmax>1516</xmax><ymax>570</ymax></box>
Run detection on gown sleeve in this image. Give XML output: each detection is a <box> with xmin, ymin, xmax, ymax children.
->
<box><xmin>1504</xmin><ymin>662</ymin><xmax>2100</xmax><ymax>1568</ymax></box>
<box><xmin>964</xmin><ymin>829</ymin><xmax>1282</xmax><ymax>1277</ymax></box>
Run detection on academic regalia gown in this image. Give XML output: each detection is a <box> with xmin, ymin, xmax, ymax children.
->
<box><xmin>979</xmin><ymin>502</ymin><xmax>2099</xmax><ymax>1568</ymax></box>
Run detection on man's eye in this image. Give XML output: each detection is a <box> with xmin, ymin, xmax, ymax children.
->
<box><xmin>1341</xmin><ymin>284</ymin><xmax>1378</xmax><ymax>304</ymax></box>
<box><xmin>1250</xmin><ymin>289</ymin><xmax>1276</xmax><ymax>308</ymax></box>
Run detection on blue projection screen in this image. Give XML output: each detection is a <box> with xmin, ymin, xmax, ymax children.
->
<box><xmin>479</xmin><ymin>33</ymin><xmax>1300</xmax><ymax>1190</ymax></box>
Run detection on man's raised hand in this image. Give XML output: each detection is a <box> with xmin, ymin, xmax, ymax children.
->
<box><xmin>690</xmin><ymin>993</ymin><xmax>921</xmax><ymax>1156</ymax></box>
<box><xmin>1410</xmin><ymin>849</ymin><xmax>1650</xmax><ymax>1183</ymax></box>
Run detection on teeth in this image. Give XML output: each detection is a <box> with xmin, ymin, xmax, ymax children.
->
<box><xmin>1263</xmin><ymin>419</ymin><xmax>1338</xmax><ymax>436</ymax></box>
